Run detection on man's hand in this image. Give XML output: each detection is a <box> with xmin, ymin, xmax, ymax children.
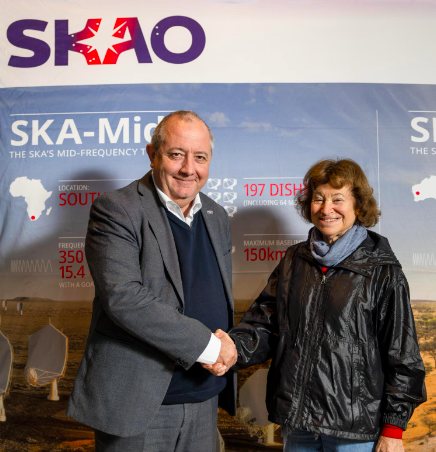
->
<box><xmin>201</xmin><ymin>362</ymin><xmax>227</xmax><ymax>376</ymax></box>
<box><xmin>376</xmin><ymin>436</ymin><xmax>404</xmax><ymax>452</ymax></box>
<box><xmin>215</xmin><ymin>329</ymin><xmax>237</xmax><ymax>367</ymax></box>
<box><xmin>201</xmin><ymin>329</ymin><xmax>237</xmax><ymax>376</ymax></box>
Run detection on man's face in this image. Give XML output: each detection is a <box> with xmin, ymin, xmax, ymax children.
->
<box><xmin>146</xmin><ymin>117</ymin><xmax>212</xmax><ymax>211</ymax></box>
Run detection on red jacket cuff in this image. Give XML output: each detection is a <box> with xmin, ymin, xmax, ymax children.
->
<box><xmin>381</xmin><ymin>424</ymin><xmax>403</xmax><ymax>439</ymax></box>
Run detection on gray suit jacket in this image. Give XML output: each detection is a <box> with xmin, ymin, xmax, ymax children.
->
<box><xmin>66</xmin><ymin>172</ymin><xmax>236</xmax><ymax>437</ymax></box>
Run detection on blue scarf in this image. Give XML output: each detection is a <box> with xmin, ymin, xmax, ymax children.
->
<box><xmin>310</xmin><ymin>224</ymin><xmax>367</xmax><ymax>267</ymax></box>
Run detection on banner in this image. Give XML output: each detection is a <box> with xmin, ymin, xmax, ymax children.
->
<box><xmin>2</xmin><ymin>83</ymin><xmax>436</xmax><ymax>304</ymax></box>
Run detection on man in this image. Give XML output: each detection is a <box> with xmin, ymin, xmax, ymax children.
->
<box><xmin>66</xmin><ymin>111</ymin><xmax>237</xmax><ymax>451</ymax></box>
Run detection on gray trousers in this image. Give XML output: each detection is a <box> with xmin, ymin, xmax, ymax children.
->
<box><xmin>94</xmin><ymin>396</ymin><xmax>219</xmax><ymax>452</ymax></box>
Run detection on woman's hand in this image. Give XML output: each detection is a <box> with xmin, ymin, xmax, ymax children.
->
<box><xmin>376</xmin><ymin>436</ymin><xmax>404</xmax><ymax>452</ymax></box>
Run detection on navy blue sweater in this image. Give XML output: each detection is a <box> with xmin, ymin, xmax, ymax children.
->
<box><xmin>162</xmin><ymin>210</ymin><xmax>229</xmax><ymax>404</ymax></box>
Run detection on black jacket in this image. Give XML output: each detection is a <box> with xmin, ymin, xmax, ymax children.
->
<box><xmin>230</xmin><ymin>230</ymin><xmax>426</xmax><ymax>440</ymax></box>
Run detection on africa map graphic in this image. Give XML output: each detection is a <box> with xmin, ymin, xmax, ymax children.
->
<box><xmin>9</xmin><ymin>177</ymin><xmax>52</xmax><ymax>221</ymax></box>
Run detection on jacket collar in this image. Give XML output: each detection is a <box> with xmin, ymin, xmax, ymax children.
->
<box><xmin>199</xmin><ymin>193</ymin><xmax>234</xmax><ymax>312</ymax></box>
<box><xmin>137</xmin><ymin>172</ymin><xmax>185</xmax><ymax>304</ymax></box>
<box><xmin>297</xmin><ymin>228</ymin><xmax>401</xmax><ymax>277</ymax></box>
<box><xmin>137</xmin><ymin>173</ymin><xmax>233</xmax><ymax>311</ymax></box>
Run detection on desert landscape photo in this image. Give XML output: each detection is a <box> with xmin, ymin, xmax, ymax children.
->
<box><xmin>1</xmin><ymin>299</ymin><xmax>436</xmax><ymax>452</ymax></box>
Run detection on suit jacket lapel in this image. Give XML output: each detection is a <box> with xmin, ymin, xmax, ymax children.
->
<box><xmin>137</xmin><ymin>172</ymin><xmax>184</xmax><ymax>305</ymax></box>
<box><xmin>200</xmin><ymin>204</ymin><xmax>234</xmax><ymax>312</ymax></box>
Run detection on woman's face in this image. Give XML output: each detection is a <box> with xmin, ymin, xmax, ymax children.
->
<box><xmin>310</xmin><ymin>182</ymin><xmax>358</xmax><ymax>245</ymax></box>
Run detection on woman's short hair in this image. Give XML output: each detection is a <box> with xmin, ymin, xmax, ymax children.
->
<box><xmin>296</xmin><ymin>159</ymin><xmax>380</xmax><ymax>228</ymax></box>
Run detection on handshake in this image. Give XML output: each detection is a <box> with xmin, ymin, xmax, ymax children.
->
<box><xmin>201</xmin><ymin>329</ymin><xmax>237</xmax><ymax>377</ymax></box>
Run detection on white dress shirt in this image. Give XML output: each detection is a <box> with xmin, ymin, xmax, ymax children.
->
<box><xmin>153</xmin><ymin>178</ymin><xmax>221</xmax><ymax>365</ymax></box>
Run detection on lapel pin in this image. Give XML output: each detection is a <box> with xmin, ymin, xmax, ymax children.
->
<box><xmin>207</xmin><ymin>210</ymin><xmax>213</xmax><ymax>214</ymax></box>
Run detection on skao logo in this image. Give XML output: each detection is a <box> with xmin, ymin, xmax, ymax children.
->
<box><xmin>7</xmin><ymin>16</ymin><xmax>206</xmax><ymax>68</ymax></box>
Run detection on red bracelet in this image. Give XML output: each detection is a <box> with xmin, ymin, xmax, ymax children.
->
<box><xmin>381</xmin><ymin>424</ymin><xmax>403</xmax><ymax>439</ymax></box>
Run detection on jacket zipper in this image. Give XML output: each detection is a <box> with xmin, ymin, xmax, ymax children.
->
<box><xmin>293</xmin><ymin>270</ymin><xmax>312</xmax><ymax>348</ymax></box>
<box><xmin>289</xmin><ymin>271</ymin><xmax>326</xmax><ymax>426</ymax></box>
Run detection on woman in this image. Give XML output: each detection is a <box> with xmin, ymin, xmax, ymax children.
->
<box><xmin>215</xmin><ymin>159</ymin><xmax>426</xmax><ymax>451</ymax></box>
